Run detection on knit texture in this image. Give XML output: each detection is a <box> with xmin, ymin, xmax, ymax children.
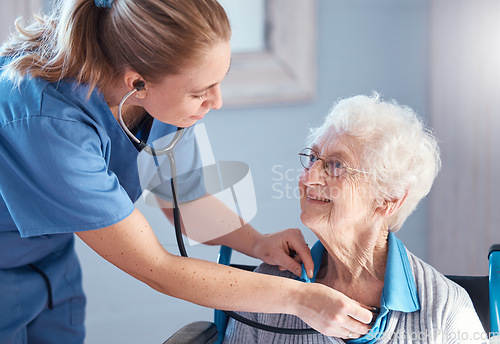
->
<box><xmin>223</xmin><ymin>249</ymin><xmax>486</xmax><ymax>344</ymax></box>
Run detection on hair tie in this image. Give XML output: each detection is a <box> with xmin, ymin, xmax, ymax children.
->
<box><xmin>94</xmin><ymin>0</ymin><xmax>113</xmax><ymax>8</ymax></box>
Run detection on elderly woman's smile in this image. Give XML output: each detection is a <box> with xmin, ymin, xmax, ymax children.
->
<box><xmin>305</xmin><ymin>190</ymin><xmax>332</xmax><ymax>203</ymax></box>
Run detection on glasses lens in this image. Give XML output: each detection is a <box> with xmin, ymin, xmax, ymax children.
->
<box><xmin>325</xmin><ymin>156</ymin><xmax>345</xmax><ymax>177</ymax></box>
<box><xmin>299</xmin><ymin>148</ymin><xmax>316</xmax><ymax>169</ymax></box>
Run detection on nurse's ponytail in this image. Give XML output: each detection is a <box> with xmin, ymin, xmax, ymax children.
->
<box><xmin>1</xmin><ymin>0</ymin><xmax>230</xmax><ymax>93</ymax></box>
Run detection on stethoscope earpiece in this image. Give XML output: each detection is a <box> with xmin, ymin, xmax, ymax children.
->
<box><xmin>133</xmin><ymin>80</ymin><xmax>145</xmax><ymax>91</ymax></box>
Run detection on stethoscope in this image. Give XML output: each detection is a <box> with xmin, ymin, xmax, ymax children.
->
<box><xmin>117</xmin><ymin>84</ymin><xmax>371</xmax><ymax>336</ymax></box>
<box><xmin>118</xmin><ymin>81</ymin><xmax>186</xmax><ymax>256</ymax></box>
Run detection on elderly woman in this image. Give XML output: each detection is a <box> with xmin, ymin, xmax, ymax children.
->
<box><xmin>223</xmin><ymin>94</ymin><xmax>485</xmax><ymax>343</ymax></box>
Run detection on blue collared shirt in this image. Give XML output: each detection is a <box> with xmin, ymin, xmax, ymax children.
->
<box><xmin>299</xmin><ymin>232</ymin><xmax>420</xmax><ymax>343</ymax></box>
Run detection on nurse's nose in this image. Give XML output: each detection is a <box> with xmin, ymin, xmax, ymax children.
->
<box><xmin>209</xmin><ymin>84</ymin><xmax>223</xmax><ymax>110</ymax></box>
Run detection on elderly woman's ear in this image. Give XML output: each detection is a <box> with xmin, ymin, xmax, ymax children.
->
<box><xmin>377</xmin><ymin>191</ymin><xmax>408</xmax><ymax>218</ymax></box>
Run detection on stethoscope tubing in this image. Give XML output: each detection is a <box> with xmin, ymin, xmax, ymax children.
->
<box><xmin>117</xmin><ymin>86</ymin><xmax>188</xmax><ymax>256</ymax></box>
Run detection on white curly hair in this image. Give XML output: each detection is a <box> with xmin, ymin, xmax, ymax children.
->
<box><xmin>307</xmin><ymin>93</ymin><xmax>441</xmax><ymax>231</ymax></box>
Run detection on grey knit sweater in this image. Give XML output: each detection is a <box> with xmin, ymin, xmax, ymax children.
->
<box><xmin>223</xmin><ymin>250</ymin><xmax>486</xmax><ymax>344</ymax></box>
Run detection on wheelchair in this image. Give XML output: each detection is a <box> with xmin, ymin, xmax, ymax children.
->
<box><xmin>163</xmin><ymin>244</ymin><xmax>500</xmax><ymax>344</ymax></box>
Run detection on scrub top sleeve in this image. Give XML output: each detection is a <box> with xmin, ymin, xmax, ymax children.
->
<box><xmin>0</xmin><ymin>116</ymin><xmax>134</xmax><ymax>237</ymax></box>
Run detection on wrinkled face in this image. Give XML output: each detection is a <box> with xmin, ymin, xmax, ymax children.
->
<box><xmin>141</xmin><ymin>40</ymin><xmax>231</xmax><ymax>128</ymax></box>
<box><xmin>299</xmin><ymin>133</ymin><xmax>377</xmax><ymax>242</ymax></box>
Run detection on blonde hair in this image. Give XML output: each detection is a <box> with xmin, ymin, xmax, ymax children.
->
<box><xmin>308</xmin><ymin>93</ymin><xmax>441</xmax><ymax>231</ymax></box>
<box><xmin>1</xmin><ymin>0</ymin><xmax>231</xmax><ymax>92</ymax></box>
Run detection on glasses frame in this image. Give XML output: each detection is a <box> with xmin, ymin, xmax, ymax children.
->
<box><xmin>298</xmin><ymin>148</ymin><xmax>373</xmax><ymax>178</ymax></box>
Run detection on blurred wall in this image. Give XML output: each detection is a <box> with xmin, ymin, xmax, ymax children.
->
<box><xmin>0</xmin><ymin>1</ymin><xmax>43</xmax><ymax>42</ymax></box>
<box><xmin>428</xmin><ymin>0</ymin><xmax>500</xmax><ymax>275</ymax></box>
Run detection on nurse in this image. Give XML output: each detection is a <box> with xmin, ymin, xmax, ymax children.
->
<box><xmin>0</xmin><ymin>0</ymin><xmax>374</xmax><ymax>342</ymax></box>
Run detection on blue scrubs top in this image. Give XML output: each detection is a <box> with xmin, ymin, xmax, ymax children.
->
<box><xmin>0</xmin><ymin>60</ymin><xmax>201</xmax><ymax>269</ymax></box>
<box><xmin>300</xmin><ymin>232</ymin><xmax>420</xmax><ymax>343</ymax></box>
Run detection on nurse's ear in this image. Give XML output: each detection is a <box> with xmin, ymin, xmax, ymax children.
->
<box><xmin>123</xmin><ymin>70</ymin><xmax>147</xmax><ymax>98</ymax></box>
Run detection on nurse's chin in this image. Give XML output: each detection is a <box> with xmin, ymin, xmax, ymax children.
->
<box><xmin>174</xmin><ymin>117</ymin><xmax>200</xmax><ymax>128</ymax></box>
<box><xmin>190</xmin><ymin>113</ymin><xmax>206</xmax><ymax>120</ymax></box>
<box><xmin>178</xmin><ymin>114</ymin><xmax>206</xmax><ymax>127</ymax></box>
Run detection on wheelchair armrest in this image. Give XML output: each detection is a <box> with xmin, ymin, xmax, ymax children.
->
<box><xmin>490</xmin><ymin>244</ymin><xmax>500</xmax><ymax>334</ymax></box>
<box><xmin>229</xmin><ymin>264</ymin><xmax>257</xmax><ymax>272</ymax></box>
<box><xmin>163</xmin><ymin>321</ymin><xmax>218</xmax><ymax>344</ymax></box>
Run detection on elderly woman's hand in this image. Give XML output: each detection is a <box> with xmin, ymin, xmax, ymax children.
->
<box><xmin>252</xmin><ymin>228</ymin><xmax>314</xmax><ymax>278</ymax></box>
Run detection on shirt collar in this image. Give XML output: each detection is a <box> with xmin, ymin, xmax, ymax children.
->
<box><xmin>383</xmin><ymin>232</ymin><xmax>420</xmax><ymax>312</ymax></box>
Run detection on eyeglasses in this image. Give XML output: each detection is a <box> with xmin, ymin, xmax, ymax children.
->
<box><xmin>298</xmin><ymin>148</ymin><xmax>373</xmax><ymax>178</ymax></box>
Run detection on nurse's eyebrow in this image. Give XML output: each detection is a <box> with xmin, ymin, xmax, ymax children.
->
<box><xmin>190</xmin><ymin>62</ymin><xmax>231</xmax><ymax>94</ymax></box>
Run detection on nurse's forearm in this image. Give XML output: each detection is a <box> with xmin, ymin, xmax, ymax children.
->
<box><xmin>150</xmin><ymin>254</ymin><xmax>298</xmax><ymax>313</ymax></box>
<box><xmin>75</xmin><ymin>208</ymin><xmax>373</xmax><ymax>336</ymax></box>
<box><xmin>148</xmin><ymin>255</ymin><xmax>374</xmax><ymax>339</ymax></box>
<box><xmin>76</xmin><ymin>208</ymin><xmax>279</xmax><ymax>311</ymax></box>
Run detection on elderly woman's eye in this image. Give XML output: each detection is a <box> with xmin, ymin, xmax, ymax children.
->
<box><xmin>327</xmin><ymin>159</ymin><xmax>344</xmax><ymax>177</ymax></box>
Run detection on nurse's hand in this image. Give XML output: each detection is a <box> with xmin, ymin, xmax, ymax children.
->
<box><xmin>294</xmin><ymin>282</ymin><xmax>374</xmax><ymax>338</ymax></box>
<box><xmin>252</xmin><ymin>228</ymin><xmax>314</xmax><ymax>279</ymax></box>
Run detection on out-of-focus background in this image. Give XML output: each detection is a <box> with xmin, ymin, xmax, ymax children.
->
<box><xmin>2</xmin><ymin>0</ymin><xmax>500</xmax><ymax>343</ymax></box>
